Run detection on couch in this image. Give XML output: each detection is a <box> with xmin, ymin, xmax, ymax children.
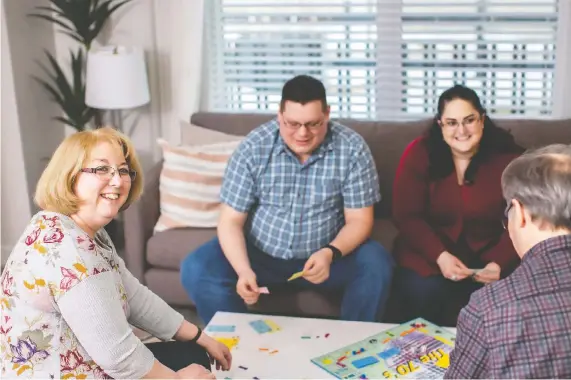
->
<box><xmin>124</xmin><ymin>112</ymin><xmax>571</xmax><ymax>323</ymax></box>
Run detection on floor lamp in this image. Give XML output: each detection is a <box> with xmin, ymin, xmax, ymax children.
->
<box><xmin>85</xmin><ymin>45</ymin><xmax>150</xmax><ymax>133</ymax></box>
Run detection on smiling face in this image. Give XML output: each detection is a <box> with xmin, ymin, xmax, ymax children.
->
<box><xmin>439</xmin><ymin>98</ymin><xmax>485</xmax><ymax>157</ymax></box>
<box><xmin>277</xmin><ymin>100</ymin><xmax>330</xmax><ymax>162</ymax></box>
<box><xmin>72</xmin><ymin>141</ymin><xmax>132</xmax><ymax>235</ymax></box>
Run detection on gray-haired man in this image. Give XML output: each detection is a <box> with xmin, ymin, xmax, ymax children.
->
<box><xmin>446</xmin><ymin>144</ymin><xmax>571</xmax><ymax>379</ymax></box>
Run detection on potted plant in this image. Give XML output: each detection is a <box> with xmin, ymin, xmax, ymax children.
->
<box><xmin>29</xmin><ymin>0</ymin><xmax>132</xmax><ymax>131</ymax></box>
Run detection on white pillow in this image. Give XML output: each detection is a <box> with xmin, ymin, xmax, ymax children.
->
<box><xmin>154</xmin><ymin>128</ymin><xmax>243</xmax><ymax>232</ymax></box>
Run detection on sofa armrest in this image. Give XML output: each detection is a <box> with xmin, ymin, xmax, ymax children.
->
<box><xmin>123</xmin><ymin>161</ymin><xmax>163</xmax><ymax>281</ymax></box>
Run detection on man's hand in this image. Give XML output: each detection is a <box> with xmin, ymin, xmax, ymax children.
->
<box><xmin>436</xmin><ymin>251</ymin><xmax>473</xmax><ymax>281</ymax></box>
<box><xmin>473</xmin><ymin>262</ymin><xmax>501</xmax><ymax>284</ymax></box>
<box><xmin>303</xmin><ymin>248</ymin><xmax>334</xmax><ymax>284</ymax></box>
<box><xmin>236</xmin><ymin>269</ymin><xmax>259</xmax><ymax>305</ymax></box>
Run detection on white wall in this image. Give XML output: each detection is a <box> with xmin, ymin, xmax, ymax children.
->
<box><xmin>3</xmin><ymin>0</ymin><xmax>65</xmax><ymax>203</ymax></box>
<box><xmin>1</xmin><ymin>1</ymin><xmax>32</xmax><ymax>263</ymax></box>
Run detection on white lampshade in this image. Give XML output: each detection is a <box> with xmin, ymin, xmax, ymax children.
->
<box><xmin>85</xmin><ymin>45</ymin><xmax>150</xmax><ymax>109</ymax></box>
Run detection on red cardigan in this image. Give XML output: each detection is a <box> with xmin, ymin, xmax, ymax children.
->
<box><xmin>392</xmin><ymin>137</ymin><xmax>521</xmax><ymax>277</ymax></box>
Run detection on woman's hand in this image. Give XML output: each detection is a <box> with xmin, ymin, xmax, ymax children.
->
<box><xmin>198</xmin><ymin>334</ymin><xmax>232</xmax><ymax>371</ymax></box>
<box><xmin>436</xmin><ymin>251</ymin><xmax>473</xmax><ymax>281</ymax></box>
<box><xmin>177</xmin><ymin>363</ymin><xmax>215</xmax><ymax>379</ymax></box>
<box><xmin>473</xmin><ymin>262</ymin><xmax>501</xmax><ymax>284</ymax></box>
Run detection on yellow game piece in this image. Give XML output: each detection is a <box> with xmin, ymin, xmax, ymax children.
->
<box><xmin>264</xmin><ymin>319</ymin><xmax>281</xmax><ymax>332</ymax></box>
<box><xmin>214</xmin><ymin>336</ymin><xmax>239</xmax><ymax>350</ymax></box>
<box><xmin>288</xmin><ymin>270</ymin><xmax>305</xmax><ymax>281</ymax></box>
<box><xmin>434</xmin><ymin>335</ymin><xmax>453</xmax><ymax>346</ymax></box>
<box><xmin>322</xmin><ymin>358</ymin><xmax>333</xmax><ymax>365</ymax></box>
<box><xmin>435</xmin><ymin>353</ymin><xmax>450</xmax><ymax>368</ymax></box>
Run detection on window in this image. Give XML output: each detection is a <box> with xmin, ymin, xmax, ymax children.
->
<box><xmin>206</xmin><ymin>0</ymin><xmax>560</xmax><ymax>120</ymax></box>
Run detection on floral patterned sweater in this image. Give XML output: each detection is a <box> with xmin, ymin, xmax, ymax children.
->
<box><xmin>0</xmin><ymin>211</ymin><xmax>184</xmax><ymax>379</ymax></box>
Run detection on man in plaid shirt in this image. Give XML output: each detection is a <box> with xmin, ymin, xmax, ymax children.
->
<box><xmin>445</xmin><ymin>144</ymin><xmax>571</xmax><ymax>378</ymax></box>
<box><xmin>181</xmin><ymin>75</ymin><xmax>394</xmax><ymax>324</ymax></box>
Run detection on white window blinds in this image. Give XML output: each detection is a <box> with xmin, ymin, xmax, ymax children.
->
<box><xmin>206</xmin><ymin>0</ymin><xmax>560</xmax><ymax>120</ymax></box>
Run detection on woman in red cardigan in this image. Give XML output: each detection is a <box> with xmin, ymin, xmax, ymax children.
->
<box><xmin>392</xmin><ymin>85</ymin><xmax>524</xmax><ymax>326</ymax></box>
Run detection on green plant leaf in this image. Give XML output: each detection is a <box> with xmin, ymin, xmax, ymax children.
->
<box><xmin>34</xmin><ymin>49</ymin><xmax>95</xmax><ymax>131</ymax></box>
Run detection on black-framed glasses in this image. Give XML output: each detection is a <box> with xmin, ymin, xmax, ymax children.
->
<box><xmin>502</xmin><ymin>202</ymin><xmax>513</xmax><ymax>230</ymax></box>
<box><xmin>81</xmin><ymin>165</ymin><xmax>137</xmax><ymax>182</ymax></box>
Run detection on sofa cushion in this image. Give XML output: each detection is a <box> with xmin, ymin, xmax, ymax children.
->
<box><xmin>370</xmin><ymin>218</ymin><xmax>398</xmax><ymax>252</ymax></box>
<box><xmin>147</xmin><ymin>227</ymin><xmax>217</xmax><ymax>270</ymax></box>
<box><xmin>154</xmin><ymin>137</ymin><xmax>242</xmax><ymax>232</ymax></box>
<box><xmin>146</xmin><ymin>218</ymin><xmax>398</xmax><ymax>271</ymax></box>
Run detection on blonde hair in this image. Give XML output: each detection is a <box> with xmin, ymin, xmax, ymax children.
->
<box><xmin>35</xmin><ymin>127</ymin><xmax>143</xmax><ymax>215</ymax></box>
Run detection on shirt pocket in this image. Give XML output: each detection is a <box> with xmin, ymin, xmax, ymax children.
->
<box><xmin>259</xmin><ymin>182</ymin><xmax>290</xmax><ymax>208</ymax></box>
<box><xmin>310</xmin><ymin>181</ymin><xmax>341</xmax><ymax>207</ymax></box>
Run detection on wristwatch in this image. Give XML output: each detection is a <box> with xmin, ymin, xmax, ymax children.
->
<box><xmin>324</xmin><ymin>244</ymin><xmax>343</xmax><ymax>261</ymax></box>
<box><xmin>189</xmin><ymin>326</ymin><xmax>202</xmax><ymax>343</ymax></box>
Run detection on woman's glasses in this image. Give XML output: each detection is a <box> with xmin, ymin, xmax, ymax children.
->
<box><xmin>80</xmin><ymin>165</ymin><xmax>137</xmax><ymax>182</ymax></box>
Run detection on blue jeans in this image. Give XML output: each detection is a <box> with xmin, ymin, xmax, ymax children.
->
<box><xmin>180</xmin><ymin>237</ymin><xmax>394</xmax><ymax>324</ymax></box>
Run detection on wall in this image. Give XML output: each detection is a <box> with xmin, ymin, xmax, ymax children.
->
<box><xmin>101</xmin><ymin>0</ymin><xmax>164</xmax><ymax>169</ymax></box>
<box><xmin>105</xmin><ymin>0</ymin><xmax>205</xmax><ymax>160</ymax></box>
<box><xmin>1</xmin><ymin>1</ymin><xmax>31</xmax><ymax>262</ymax></box>
<box><xmin>3</xmin><ymin>0</ymin><xmax>65</xmax><ymax>204</ymax></box>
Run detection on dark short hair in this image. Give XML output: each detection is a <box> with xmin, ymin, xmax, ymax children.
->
<box><xmin>280</xmin><ymin>75</ymin><xmax>328</xmax><ymax>112</ymax></box>
<box><xmin>425</xmin><ymin>84</ymin><xmax>523</xmax><ymax>182</ymax></box>
<box><xmin>502</xmin><ymin>144</ymin><xmax>571</xmax><ymax>230</ymax></box>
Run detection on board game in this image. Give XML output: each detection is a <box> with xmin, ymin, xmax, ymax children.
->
<box><xmin>311</xmin><ymin>318</ymin><xmax>456</xmax><ymax>379</ymax></box>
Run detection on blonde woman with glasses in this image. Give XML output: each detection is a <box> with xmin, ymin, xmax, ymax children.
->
<box><xmin>0</xmin><ymin>128</ymin><xmax>230</xmax><ymax>379</ymax></box>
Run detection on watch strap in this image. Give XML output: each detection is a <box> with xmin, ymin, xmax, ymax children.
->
<box><xmin>325</xmin><ymin>244</ymin><xmax>343</xmax><ymax>261</ymax></box>
<box><xmin>189</xmin><ymin>326</ymin><xmax>202</xmax><ymax>343</ymax></box>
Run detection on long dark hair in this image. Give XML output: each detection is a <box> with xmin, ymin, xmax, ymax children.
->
<box><xmin>426</xmin><ymin>84</ymin><xmax>522</xmax><ymax>184</ymax></box>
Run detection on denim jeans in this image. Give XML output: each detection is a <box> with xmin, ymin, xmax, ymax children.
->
<box><xmin>180</xmin><ymin>237</ymin><xmax>395</xmax><ymax>324</ymax></box>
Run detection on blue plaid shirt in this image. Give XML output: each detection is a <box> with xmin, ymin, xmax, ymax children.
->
<box><xmin>220</xmin><ymin>118</ymin><xmax>381</xmax><ymax>259</ymax></box>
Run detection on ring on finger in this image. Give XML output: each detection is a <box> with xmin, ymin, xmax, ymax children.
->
<box><xmin>451</xmin><ymin>274</ymin><xmax>458</xmax><ymax>281</ymax></box>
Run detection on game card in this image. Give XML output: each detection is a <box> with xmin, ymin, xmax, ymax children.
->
<box><xmin>287</xmin><ymin>270</ymin><xmax>305</xmax><ymax>281</ymax></box>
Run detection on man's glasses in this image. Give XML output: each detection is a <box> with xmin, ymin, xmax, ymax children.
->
<box><xmin>282</xmin><ymin>119</ymin><xmax>325</xmax><ymax>131</ymax></box>
<box><xmin>502</xmin><ymin>202</ymin><xmax>513</xmax><ymax>230</ymax></box>
<box><xmin>80</xmin><ymin>165</ymin><xmax>137</xmax><ymax>182</ymax></box>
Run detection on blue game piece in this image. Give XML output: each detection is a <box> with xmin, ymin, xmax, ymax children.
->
<box><xmin>351</xmin><ymin>356</ymin><xmax>379</xmax><ymax>369</ymax></box>
<box><xmin>378</xmin><ymin>347</ymin><xmax>400</xmax><ymax>360</ymax></box>
<box><xmin>249</xmin><ymin>320</ymin><xmax>271</xmax><ymax>334</ymax></box>
<box><xmin>207</xmin><ymin>325</ymin><xmax>236</xmax><ymax>332</ymax></box>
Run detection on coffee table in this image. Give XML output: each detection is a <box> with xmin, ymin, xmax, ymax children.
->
<box><xmin>206</xmin><ymin>312</ymin><xmax>456</xmax><ymax>379</ymax></box>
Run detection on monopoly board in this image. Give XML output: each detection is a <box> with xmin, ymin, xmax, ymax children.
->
<box><xmin>311</xmin><ymin>318</ymin><xmax>456</xmax><ymax>379</ymax></box>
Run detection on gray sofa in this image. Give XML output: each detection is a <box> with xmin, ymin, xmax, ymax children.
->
<box><xmin>123</xmin><ymin>112</ymin><xmax>571</xmax><ymax>322</ymax></box>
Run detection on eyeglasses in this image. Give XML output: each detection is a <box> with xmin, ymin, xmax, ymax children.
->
<box><xmin>502</xmin><ymin>202</ymin><xmax>513</xmax><ymax>229</ymax></box>
<box><xmin>80</xmin><ymin>165</ymin><xmax>137</xmax><ymax>182</ymax></box>
<box><xmin>440</xmin><ymin>115</ymin><xmax>480</xmax><ymax>130</ymax></box>
<box><xmin>282</xmin><ymin>119</ymin><xmax>325</xmax><ymax>131</ymax></box>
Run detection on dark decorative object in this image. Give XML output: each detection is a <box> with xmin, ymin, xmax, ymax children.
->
<box><xmin>29</xmin><ymin>0</ymin><xmax>132</xmax><ymax>131</ymax></box>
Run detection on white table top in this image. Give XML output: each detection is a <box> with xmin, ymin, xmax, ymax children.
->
<box><xmin>207</xmin><ymin>312</ymin><xmax>456</xmax><ymax>379</ymax></box>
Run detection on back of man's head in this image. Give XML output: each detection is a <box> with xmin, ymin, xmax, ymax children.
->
<box><xmin>280</xmin><ymin>75</ymin><xmax>327</xmax><ymax>112</ymax></box>
<box><xmin>502</xmin><ymin>144</ymin><xmax>571</xmax><ymax>252</ymax></box>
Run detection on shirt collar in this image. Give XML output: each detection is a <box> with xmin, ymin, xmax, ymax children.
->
<box><xmin>276</xmin><ymin>121</ymin><xmax>336</xmax><ymax>156</ymax></box>
<box><xmin>522</xmin><ymin>233</ymin><xmax>571</xmax><ymax>263</ymax></box>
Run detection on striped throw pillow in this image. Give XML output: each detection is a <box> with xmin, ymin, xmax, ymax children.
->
<box><xmin>154</xmin><ymin>137</ymin><xmax>243</xmax><ymax>232</ymax></box>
